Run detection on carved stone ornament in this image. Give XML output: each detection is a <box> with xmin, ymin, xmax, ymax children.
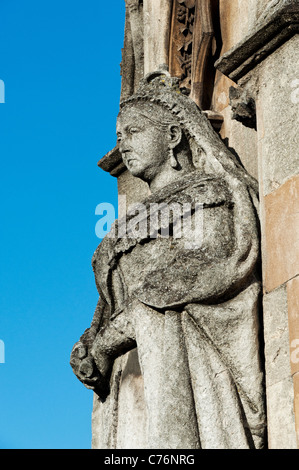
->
<box><xmin>70</xmin><ymin>69</ymin><xmax>266</xmax><ymax>449</ymax></box>
<box><xmin>169</xmin><ymin>0</ymin><xmax>214</xmax><ymax>108</ymax></box>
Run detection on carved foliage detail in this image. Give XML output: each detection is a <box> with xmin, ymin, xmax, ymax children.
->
<box><xmin>169</xmin><ymin>0</ymin><xmax>216</xmax><ymax>109</ymax></box>
<box><xmin>174</xmin><ymin>0</ymin><xmax>196</xmax><ymax>91</ymax></box>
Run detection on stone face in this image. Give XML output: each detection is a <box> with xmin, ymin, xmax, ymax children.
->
<box><xmin>71</xmin><ymin>70</ymin><xmax>266</xmax><ymax>449</ymax></box>
<box><xmin>229</xmin><ymin>86</ymin><xmax>256</xmax><ymax>129</ymax></box>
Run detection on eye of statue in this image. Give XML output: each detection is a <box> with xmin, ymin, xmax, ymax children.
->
<box><xmin>129</xmin><ymin>127</ymin><xmax>142</xmax><ymax>134</ymax></box>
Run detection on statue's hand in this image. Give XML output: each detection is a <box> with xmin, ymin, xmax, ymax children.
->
<box><xmin>70</xmin><ymin>340</ymin><xmax>110</xmax><ymax>400</ymax></box>
<box><xmin>70</xmin><ymin>341</ymin><xmax>95</xmax><ymax>387</ymax></box>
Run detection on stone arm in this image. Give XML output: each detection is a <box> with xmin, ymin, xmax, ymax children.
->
<box><xmin>70</xmin><ymin>244</ymin><xmax>134</xmax><ymax>400</ymax></box>
<box><xmin>70</xmin><ymin>296</ymin><xmax>112</xmax><ymax>400</ymax></box>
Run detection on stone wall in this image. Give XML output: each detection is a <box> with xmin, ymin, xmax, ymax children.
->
<box><xmin>215</xmin><ymin>2</ymin><xmax>299</xmax><ymax>447</ymax></box>
<box><xmin>256</xmin><ymin>36</ymin><xmax>299</xmax><ymax>448</ymax></box>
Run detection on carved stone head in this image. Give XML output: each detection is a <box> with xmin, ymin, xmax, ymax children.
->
<box><xmin>116</xmin><ymin>68</ymin><xmax>259</xmax><ymax>195</ymax></box>
<box><xmin>117</xmin><ymin>100</ymin><xmax>194</xmax><ymax>189</ymax></box>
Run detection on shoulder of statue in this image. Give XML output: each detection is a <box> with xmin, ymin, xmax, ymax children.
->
<box><xmin>172</xmin><ymin>172</ymin><xmax>232</xmax><ymax>208</ymax></box>
<box><xmin>92</xmin><ymin>234</ymin><xmax>115</xmax><ymax>271</ymax></box>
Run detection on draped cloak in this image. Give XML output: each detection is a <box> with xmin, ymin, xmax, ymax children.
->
<box><xmin>89</xmin><ymin>170</ymin><xmax>266</xmax><ymax>449</ymax></box>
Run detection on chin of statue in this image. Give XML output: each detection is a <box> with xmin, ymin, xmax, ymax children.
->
<box><xmin>127</xmin><ymin>164</ymin><xmax>149</xmax><ymax>180</ymax></box>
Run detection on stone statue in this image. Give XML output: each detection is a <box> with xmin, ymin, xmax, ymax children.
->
<box><xmin>70</xmin><ymin>69</ymin><xmax>266</xmax><ymax>449</ymax></box>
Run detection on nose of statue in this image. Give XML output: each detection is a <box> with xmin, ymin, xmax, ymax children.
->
<box><xmin>118</xmin><ymin>139</ymin><xmax>128</xmax><ymax>155</ymax></box>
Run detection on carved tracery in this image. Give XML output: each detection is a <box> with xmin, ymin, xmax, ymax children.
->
<box><xmin>169</xmin><ymin>0</ymin><xmax>215</xmax><ymax>109</ymax></box>
<box><xmin>169</xmin><ymin>0</ymin><xmax>196</xmax><ymax>92</ymax></box>
<box><xmin>121</xmin><ymin>0</ymin><xmax>217</xmax><ymax>110</ymax></box>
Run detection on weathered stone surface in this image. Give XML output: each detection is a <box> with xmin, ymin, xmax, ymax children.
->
<box><xmin>294</xmin><ymin>372</ymin><xmax>299</xmax><ymax>447</ymax></box>
<box><xmin>219</xmin><ymin>105</ymin><xmax>258</xmax><ymax>180</ymax></box>
<box><xmin>114</xmin><ymin>349</ymin><xmax>147</xmax><ymax>448</ymax></box>
<box><xmin>218</xmin><ymin>0</ymin><xmax>253</xmax><ymax>54</ymax></box>
<box><xmin>251</xmin><ymin>29</ymin><xmax>299</xmax><ymax>449</ymax></box>
<box><xmin>121</xmin><ymin>0</ymin><xmax>221</xmax><ymax>111</ymax></box>
<box><xmin>143</xmin><ymin>0</ymin><xmax>172</xmax><ymax>75</ymax></box>
<box><xmin>67</xmin><ymin>0</ymin><xmax>299</xmax><ymax>449</ymax></box>
<box><xmin>287</xmin><ymin>277</ymin><xmax>299</xmax><ymax>376</ymax></box>
<box><xmin>211</xmin><ymin>71</ymin><xmax>259</xmax><ymax>182</ymax></box>
<box><xmin>212</xmin><ymin>72</ymin><xmax>233</xmax><ymax>112</ymax></box>
<box><xmin>92</xmin><ymin>349</ymin><xmax>147</xmax><ymax>449</ymax></box>
<box><xmin>263</xmin><ymin>285</ymin><xmax>297</xmax><ymax>448</ymax></box>
<box><xmin>117</xmin><ymin>170</ymin><xmax>149</xmax><ymax>210</ymax></box>
<box><xmin>121</xmin><ymin>0</ymin><xmax>144</xmax><ymax>100</ymax></box>
<box><xmin>287</xmin><ymin>277</ymin><xmax>299</xmax><ymax>447</ymax></box>
<box><xmin>263</xmin><ymin>175</ymin><xmax>299</xmax><ymax>292</ymax></box>
<box><xmin>263</xmin><ymin>285</ymin><xmax>292</xmax><ymax>387</ymax></box>
<box><xmin>215</xmin><ymin>0</ymin><xmax>299</xmax><ymax>81</ymax></box>
<box><xmin>71</xmin><ymin>70</ymin><xmax>266</xmax><ymax>449</ymax></box>
<box><xmin>256</xmin><ymin>35</ymin><xmax>299</xmax><ymax>196</ymax></box>
<box><xmin>229</xmin><ymin>85</ymin><xmax>256</xmax><ymax>129</ymax></box>
<box><xmin>266</xmin><ymin>377</ymin><xmax>297</xmax><ymax>449</ymax></box>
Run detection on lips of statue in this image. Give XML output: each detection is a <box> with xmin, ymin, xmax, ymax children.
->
<box><xmin>116</xmin><ymin>109</ymin><xmax>170</xmax><ymax>182</ymax></box>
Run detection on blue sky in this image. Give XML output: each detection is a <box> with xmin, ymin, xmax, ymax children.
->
<box><xmin>0</xmin><ymin>0</ymin><xmax>124</xmax><ymax>449</ymax></box>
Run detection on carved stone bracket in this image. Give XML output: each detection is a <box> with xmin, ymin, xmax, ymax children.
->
<box><xmin>215</xmin><ymin>0</ymin><xmax>299</xmax><ymax>82</ymax></box>
<box><xmin>229</xmin><ymin>86</ymin><xmax>257</xmax><ymax>130</ymax></box>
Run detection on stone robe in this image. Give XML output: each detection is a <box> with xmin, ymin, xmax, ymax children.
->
<box><xmin>90</xmin><ymin>169</ymin><xmax>266</xmax><ymax>449</ymax></box>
